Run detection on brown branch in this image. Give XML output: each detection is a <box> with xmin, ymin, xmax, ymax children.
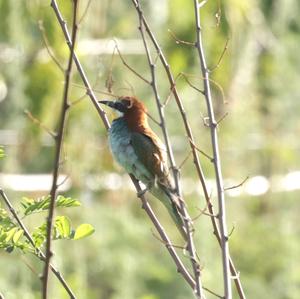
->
<box><xmin>51</xmin><ymin>0</ymin><xmax>196</xmax><ymax>293</ymax></box>
<box><xmin>178</xmin><ymin>150</ymin><xmax>192</xmax><ymax>170</ymax></box>
<box><xmin>133</xmin><ymin>1</ymin><xmax>206</xmax><ymax>298</ymax></box>
<box><xmin>51</xmin><ymin>0</ymin><xmax>110</xmax><ymax>129</ymax></box>
<box><xmin>193</xmin><ymin>1</ymin><xmax>232</xmax><ymax>298</ymax></box>
<box><xmin>0</xmin><ymin>189</ymin><xmax>76</xmax><ymax>298</ymax></box>
<box><xmin>78</xmin><ymin>0</ymin><xmax>92</xmax><ymax>25</ymax></box>
<box><xmin>70</xmin><ymin>83</ymin><xmax>118</xmax><ymax>98</ymax></box>
<box><xmin>188</xmin><ymin>137</ymin><xmax>214</xmax><ymax>162</ymax></box>
<box><xmin>168</xmin><ymin>29</ymin><xmax>195</xmax><ymax>46</ymax></box>
<box><xmin>181</xmin><ymin>72</ymin><xmax>227</xmax><ymax>104</ymax></box>
<box><xmin>43</xmin><ymin>1</ymin><xmax>79</xmax><ymax>298</ymax></box>
<box><xmin>114</xmin><ymin>41</ymin><xmax>150</xmax><ymax>84</ymax></box>
<box><xmin>38</xmin><ymin>20</ymin><xmax>64</xmax><ymax>73</ymax></box>
<box><xmin>224</xmin><ymin>177</ymin><xmax>249</xmax><ymax>191</ymax></box>
<box><xmin>129</xmin><ymin>1</ymin><xmax>246</xmax><ymax>298</ymax></box>
<box><xmin>181</xmin><ymin>72</ymin><xmax>205</xmax><ymax>94</ymax></box>
<box><xmin>209</xmin><ymin>38</ymin><xmax>229</xmax><ymax>72</ymax></box>
<box><xmin>217</xmin><ymin>112</ymin><xmax>229</xmax><ymax>125</ymax></box>
<box><xmin>24</xmin><ymin>110</ymin><xmax>56</xmax><ymax>138</ymax></box>
<box><xmin>203</xmin><ymin>287</ymin><xmax>224</xmax><ymax>299</ymax></box>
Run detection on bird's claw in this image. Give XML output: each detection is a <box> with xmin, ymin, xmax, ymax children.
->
<box><xmin>137</xmin><ymin>188</ymin><xmax>148</xmax><ymax>198</ymax></box>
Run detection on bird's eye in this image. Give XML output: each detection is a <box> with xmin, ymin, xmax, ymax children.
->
<box><xmin>121</xmin><ymin>99</ymin><xmax>132</xmax><ymax>109</ymax></box>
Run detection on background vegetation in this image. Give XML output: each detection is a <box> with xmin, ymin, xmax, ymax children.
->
<box><xmin>0</xmin><ymin>0</ymin><xmax>299</xmax><ymax>298</ymax></box>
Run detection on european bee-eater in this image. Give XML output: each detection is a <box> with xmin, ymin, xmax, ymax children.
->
<box><xmin>99</xmin><ymin>96</ymin><xmax>187</xmax><ymax>239</ymax></box>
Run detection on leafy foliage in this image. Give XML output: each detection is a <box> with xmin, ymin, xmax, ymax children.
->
<box><xmin>21</xmin><ymin>195</ymin><xmax>81</xmax><ymax>216</ymax></box>
<box><xmin>0</xmin><ymin>206</ymin><xmax>30</xmax><ymax>253</ymax></box>
<box><xmin>0</xmin><ymin>195</ymin><xmax>94</xmax><ymax>254</ymax></box>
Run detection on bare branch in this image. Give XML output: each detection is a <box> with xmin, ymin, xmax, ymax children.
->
<box><xmin>209</xmin><ymin>38</ymin><xmax>229</xmax><ymax>72</ymax></box>
<box><xmin>114</xmin><ymin>41</ymin><xmax>150</xmax><ymax>84</ymax></box>
<box><xmin>43</xmin><ymin>1</ymin><xmax>79</xmax><ymax>298</ymax></box>
<box><xmin>24</xmin><ymin>109</ymin><xmax>56</xmax><ymax>138</ymax></box>
<box><xmin>193</xmin><ymin>1</ymin><xmax>233</xmax><ymax>298</ymax></box>
<box><xmin>151</xmin><ymin>230</ymin><xmax>186</xmax><ymax>250</ymax></box>
<box><xmin>105</xmin><ymin>46</ymin><xmax>116</xmax><ymax>93</ymax></box>
<box><xmin>224</xmin><ymin>177</ymin><xmax>249</xmax><ymax>191</ymax></box>
<box><xmin>78</xmin><ymin>0</ymin><xmax>92</xmax><ymax>25</ymax></box>
<box><xmin>178</xmin><ymin>150</ymin><xmax>192</xmax><ymax>170</ymax></box>
<box><xmin>187</xmin><ymin>137</ymin><xmax>214</xmax><ymax>162</ymax></box>
<box><xmin>216</xmin><ymin>112</ymin><xmax>229</xmax><ymax>125</ymax></box>
<box><xmin>180</xmin><ymin>72</ymin><xmax>205</xmax><ymax>94</ymax></box>
<box><xmin>168</xmin><ymin>29</ymin><xmax>195</xmax><ymax>46</ymax></box>
<box><xmin>38</xmin><ymin>20</ymin><xmax>64</xmax><ymax>73</ymax></box>
<box><xmin>132</xmin><ymin>1</ymin><xmax>206</xmax><ymax>298</ymax></box>
<box><xmin>128</xmin><ymin>1</ymin><xmax>245</xmax><ymax>297</ymax></box>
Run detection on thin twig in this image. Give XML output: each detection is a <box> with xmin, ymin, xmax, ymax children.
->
<box><xmin>0</xmin><ymin>189</ymin><xmax>76</xmax><ymax>298</ymax></box>
<box><xmin>38</xmin><ymin>20</ymin><xmax>64</xmax><ymax>73</ymax></box>
<box><xmin>151</xmin><ymin>230</ymin><xmax>186</xmax><ymax>250</ymax></box>
<box><xmin>168</xmin><ymin>29</ymin><xmax>195</xmax><ymax>46</ymax></box>
<box><xmin>209</xmin><ymin>38</ymin><xmax>229</xmax><ymax>72</ymax></box>
<box><xmin>78</xmin><ymin>0</ymin><xmax>92</xmax><ymax>24</ymax></box>
<box><xmin>114</xmin><ymin>41</ymin><xmax>150</xmax><ymax>84</ymax></box>
<box><xmin>224</xmin><ymin>177</ymin><xmax>249</xmax><ymax>191</ymax></box>
<box><xmin>51</xmin><ymin>0</ymin><xmax>110</xmax><ymax>129</ymax></box>
<box><xmin>71</xmin><ymin>83</ymin><xmax>118</xmax><ymax>98</ymax></box>
<box><xmin>188</xmin><ymin>137</ymin><xmax>214</xmax><ymax>162</ymax></box>
<box><xmin>203</xmin><ymin>286</ymin><xmax>223</xmax><ymax>299</ymax></box>
<box><xmin>193</xmin><ymin>1</ymin><xmax>232</xmax><ymax>298</ymax></box>
<box><xmin>178</xmin><ymin>150</ymin><xmax>192</xmax><ymax>170</ymax></box>
<box><xmin>181</xmin><ymin>72</ymin><xmax>227</xmax><ymax>104</ymax></box>
<box><xmin>24</xmin><ymin>110</ymin><xmax>56</xmax><ymax>139</ymax></box>
<box><xmin>181</xmin><ymin>73</ymin><xmax>205</xmax><ymax>94</ymax></box>
<box><xmin>43</xmin><ymin>1</ymin><xmax>79</xmax><ymax>298</ymax></box>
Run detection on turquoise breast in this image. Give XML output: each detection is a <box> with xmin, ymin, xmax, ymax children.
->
<box><xmin>109</xmin><ymin>118</ymin><xmax>153</xmax><ymax>184</ymax></box>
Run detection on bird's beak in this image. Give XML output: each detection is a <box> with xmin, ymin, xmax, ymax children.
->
<box><xmin>98</xmin><ymin>100</ymin><xmax>127</xmax><ymax>112</ymax></box>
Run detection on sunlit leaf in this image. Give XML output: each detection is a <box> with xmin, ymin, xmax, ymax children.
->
<box><xmin>21</xmin><ymin>195</ymin><xmax>81</xmax><ymax>216</ymax></box>
<box><xmin>73</xmin><ymin>224</ymin><xmax>95</xmax><ymax>240</ymax></box>
<box><xmin>0</xmin><ymin>147</ymin><xmax>4</xmax><ymax>158</ymax></box>
<box><xmin>12</xmin><ymin>229</ymin><xmax>24</xmax><ymax>243</ymax></box>
<box><xmin>54</xmin><ymin>216</ymin><xmax>71</xmax><ymax>239</ymax></box>
<box><xmin>5</xmin><ymin>227</ymin><xmax>18</xmax><ymax>242</ymax></box>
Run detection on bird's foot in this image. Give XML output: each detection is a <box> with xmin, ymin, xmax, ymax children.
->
<box><xmin>137</xmin><ymin>187</ymin><xmax>148</xmax><ymax>198</ymax></box>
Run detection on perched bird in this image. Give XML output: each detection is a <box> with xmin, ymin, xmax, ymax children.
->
<box><xmin>99</xmin><ymin>96</ymin><xmax>187</xmax><ymax>239</ymax></box>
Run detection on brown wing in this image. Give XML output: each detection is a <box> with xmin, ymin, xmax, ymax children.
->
<box><xmin>130</xmin><ymin>129</ymin><xmax>169</xmax><ymax>182</ymax></box>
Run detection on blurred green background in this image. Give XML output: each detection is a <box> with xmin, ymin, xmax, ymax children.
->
<box><xmin>0</xmin><ymin>0</ymin><xmax>300</xmax><ymax>298</ymax></box>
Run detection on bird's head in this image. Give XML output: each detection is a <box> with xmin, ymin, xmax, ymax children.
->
<box><xmin>99</xmin><ymin>96</ymin><xmax>149</xmax><ymax>130</ymax></box>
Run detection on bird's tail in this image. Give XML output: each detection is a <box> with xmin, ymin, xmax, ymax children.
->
<box><xmin>150</xmin><ymin>185</ymin><xmax>189</xmax><ymax>241</ymax></box>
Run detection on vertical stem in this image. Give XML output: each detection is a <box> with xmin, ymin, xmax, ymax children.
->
<box><xmin>128</xmin><ymin>5</ymin><xmax>246</xmax><ymax>298</ymax></box>
<box><xmin>43</xmin><ymin>1</ymin><xmax>79</xmax><ymax>298</ymax></box>
<box><xmin>193</xmin><ymin>1</ymin><xmax>232</xmax><ymax>299</ymax></box>
<box><xmin>133</xmin><ymin>1</ymin><xmax>205</xmax><ymax>298</ymax></box>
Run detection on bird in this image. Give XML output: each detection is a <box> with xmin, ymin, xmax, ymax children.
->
<box><xmin>99</xmin><ymin>96</ymin><xmax>187</xmax><ymax>240</ymax></box>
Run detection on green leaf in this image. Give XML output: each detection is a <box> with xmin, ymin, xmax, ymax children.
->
<box><xmin>5</xmin><ymin>227</ymin><xmax>18</xmax><ymax>242</ymax></box>
<box><xmin>32</xmin><ymin>223</ymin><xmax>47</xmax><ymax>248</ymax></box>
<box><xmin>12</xmin><ymin>229</ymin><xmax>24</xmax><ymax>243</ymax></box>
<box><xmin>54</xmin><ymin>216</ymin><xmax>71</xmax><ymax>239</ymax></box>
<box><xmin>56</xmin><ymin>195</ymin><xmax>81</xmax><ymax>208</ymax></box>
<box><xmin>0</xmin><ymin>147</ymin><xmax>4</xmax><ymax>159</ymax></box>
<box><xmin>73</xmin><ymin>224</ymin><xmax>95</xmax><ymax>240</ymax></box>
<box><xmin>21</xmin><ymin>195</ymin><xmax>81</xmax><ymax>216</ymax></box>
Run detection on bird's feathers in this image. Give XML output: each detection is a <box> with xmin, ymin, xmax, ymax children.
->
<box><xmin>103</xmin><ymin>96</ymin><xmax>187</xmax><ymax>239</ymax></box>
